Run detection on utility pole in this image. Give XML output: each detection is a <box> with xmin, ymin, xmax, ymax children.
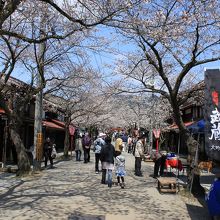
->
<box><xmin>33</xmin><ymin>7</ymin><xmax>47</xmax><ymax>171</ymax></box>
<box><xmin>33</xmin><ymin>71</ymin><xmax>43</xmax><ymax>170</ymax></box>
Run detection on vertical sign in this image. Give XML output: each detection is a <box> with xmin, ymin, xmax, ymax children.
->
<box><xmin>69</xmin><ymin>125</ymin><xmax>75</xmax><ymax>156</ymax></box>
<box><xmin>36</xmin><ymin>132</ymin><xmax>43</xmax><ymax>161</ymax></box>
<box><xmin>153</xmin><ymin>129</ymin><xmax>161</xmax><ymax>153</ymax></box>
<box><xmin>153</xmin><ymin>129</ymin><xmax>161</xmax><ymax>139</ymax></box>
<box><xmin>204</xmin><ymin>69</ymin><xmax>220</xmax><ymax>162</ymax></box>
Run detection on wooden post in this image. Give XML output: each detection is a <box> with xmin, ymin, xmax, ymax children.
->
<box><xmin>156</xmin><ymin>139</ymin><xmax>159</xmax><ymax>153</ymax></box>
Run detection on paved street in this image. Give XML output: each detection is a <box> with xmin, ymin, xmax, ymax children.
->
<box><xmin>0</xmin><ymin>152</ymin><xmax>209</xmax><ymax>220</ymax></box>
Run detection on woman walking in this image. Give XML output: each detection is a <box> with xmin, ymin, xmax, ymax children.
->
<box><xmin>100</xmin><ymin>136</ymin><xmax>115</xmax><ymax>188</ymax></box>
<box><xmin>75</xmin><ymin>133</ymin><xmax>83</xmax><ymax>161</ymax></box>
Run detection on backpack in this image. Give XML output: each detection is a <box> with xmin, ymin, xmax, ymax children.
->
<box><xmin>95</xmin><ymin>144</ymin><xmax>102</xmax><ymax>154</ymax></box>
<box><xmin>84</xmin><ymin>136</ymin><xmax>91</xmax><ymax>147</ymax></box>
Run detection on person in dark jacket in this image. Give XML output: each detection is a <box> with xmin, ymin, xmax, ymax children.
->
<box><xmin>82</xmin><ymin>132</ymin><xmax>92</xmax><ymax>163</ymax></box>
<box><xmin>43</xmin><ymin>137</ymin><xmax>53</xmax><ymax>168</ymax></box>
<box><xmin>100</xmin><ymin>136</ymin><xmax>115</xmax><ymax>188</ymax></box>
<box><xmin>152</xmin><ymin>151</ymin><xmax>167</xmax><ymax>178</ymax></box>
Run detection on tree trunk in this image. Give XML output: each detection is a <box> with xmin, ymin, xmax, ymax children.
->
<box><xmin>186</xmin><ymin>136</ymin><xmax>205</xmax><ymax>196</ymax></box>
<box><xmin>10</xmin><ymin>127</ymin><xmax>30</xmax><ymax>176</ymax></box>
<box><xmin>171</xmin><ymin>98</ymin><xmax>205</xmax><ymax>196</ymax></box>
<box><xmin>63</xmin><ymin>124</ymin><xmax>70</xmax><ymax>158</ymax></box>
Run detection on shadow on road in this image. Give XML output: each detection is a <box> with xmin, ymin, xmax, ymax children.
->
<box><xmin>0</xmin><ymin>153</ymin><xmax>211</xmax><ymax>219</ymax></box>
<box><xmin>186</xmin><ymin>203</ymin><xmax>210</xmax><ymax>220</ymax></box>
<box><xmin>68</xmin><ymin>211</ymin><xmax>105</xmax><ymax>220</ymax></box>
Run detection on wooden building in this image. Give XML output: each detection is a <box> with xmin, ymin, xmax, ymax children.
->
<box><xmin>0</xmin><ymin>77</ymin><xmax>69</xmax><ymax>165</ymax></box>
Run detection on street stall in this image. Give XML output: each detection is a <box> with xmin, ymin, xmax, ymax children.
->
<box><xmin>165</xmin><ymin>153</ymin><xmax>183</xmax><ymax>173</ymax></box>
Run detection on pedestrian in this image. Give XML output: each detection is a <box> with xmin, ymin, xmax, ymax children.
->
<box><xmin>43</xmin><ymin>137</ymin><xmax>54</xmax><ymax>169</ymax></box>
<box><xmin>134</xmin><ymin>134</ymin><xmax>145</xmax><ymax>176</ymax></box>
<box><xmin>115</xmin><ymin>151</ymin><xmax>126</xmax><ymax>188</ymax></box>
<box><xmin>121</xmin><ymin>133</ymin><xmax>128</xmax><ymax>152</ymax></box>
<box><xmin>112</xmin><ymin>131</ymin><xmax>117</xmax><ymax>142</ymax></box>
<box><xmin>100</xmin><ymin>136</ymin><xmax>115</xmax><ymax>188</ymax></box>
<box><xmin>152</xmin><ymin>151</ymin><xmax>167</xmax><ymax>178</ymax></box>
<box><xmin>132</xmin><ymin>136</ymin><xmax>138</xmax><ymax>156</ymax></box>
<box><xmin>75</xmin><ymin>133</ymin><xmax>83</xmax><ymax>161</ymax></box>
<box><xmin>115</xmin><ymin>134</ymin><xmax>123</xmax><ymax>156</ymax></box>
<box><xmin>82</xmin><ymin>132</ymin><xmax>92</xmax><ymax>163</ymax></box>
<box><xmin>127</xmin><ymin>135</ymin><xmax>132</xmax><ymax>153</ymax></box>
<box><xmin>93</xmin><ymin>133</ymin><xmax>106</xmax><ymax>173</ymax></box>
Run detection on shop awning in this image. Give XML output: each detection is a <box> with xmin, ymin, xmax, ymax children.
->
<box><xmin>163</xmin><ymin>121</ymin><xmax>195</xmax><ymax>132</ymax></box>
<box><xmin>51</xmin><ymin>119</ymin><xmax>76</xmax><ymax>135</ymax></box>
<box><xmin>165</xmin><ymin>120</ymin><xmax>205</xmax><ymax>133</ymax></box>
<box><xmin>187</xmin><ymin>119</ymin><xmax>205</xmax><ymax>133</ymax></box>
<box><xmin>0</xmin><ymin>108</ymin><xmax>5</xmax><ymax>114</ymax></box>
<box><xmin>42</xmin><ymin>120</ymin><xmax>65</xmax><ymax>130</ymax></box>
<box><xmin>51</xmin><ymin>119</ymin><xmax>65</xmax><ymax>127</ymax></box>
<box><xmin>168</xmin><ymin>121</ymin><xmax>195</xmax><ymax>130</ymax></box>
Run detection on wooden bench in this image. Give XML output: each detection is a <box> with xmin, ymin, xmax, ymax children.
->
<box><xmin>157</xmin><ymin>177</ymin><xmax>177</xmax><ymax>193</ymax></box>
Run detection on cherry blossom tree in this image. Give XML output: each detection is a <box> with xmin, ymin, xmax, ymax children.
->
<box><xmin>45</xmin><ymin>58</ymin><xmax>110</xmax><ymax>156</ymax></box>
<box><xmin>0</xmin><ymin>0</ymin><xmax>139</xmax><ymax>42</ymax></box>
<box><xmin>114</xmin><ymin>0</ymin><xmax>220</xmax><ymax>195</ymax></box>
<box><xmin>0</xmin><ymin>0</ymin><xmax>142</xmax><ymax>174</ymax></box>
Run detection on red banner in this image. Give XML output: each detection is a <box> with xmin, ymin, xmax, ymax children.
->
<box><xmin>153</xmin><ymin>129</ymin><xmax>161</xmax><ymax>139</ymax></box>
<box><xmin>69</xmin><ymin>125</ymin><xmax>75</xmax><ymax>136</ymax></box>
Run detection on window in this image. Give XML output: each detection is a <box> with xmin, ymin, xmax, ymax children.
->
<box><xmin>185</xmin><ymin>108</ymin><xmax>192</xmax><ymax>114</ymax></box>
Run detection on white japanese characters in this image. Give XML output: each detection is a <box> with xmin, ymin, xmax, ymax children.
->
<box><xmin>209</xmin><ymin>108</ymin><xmax>220</xmax><ymax>141</ymax></box>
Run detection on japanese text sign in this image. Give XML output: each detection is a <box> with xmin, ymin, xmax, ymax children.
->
<box><xmin>204</xmin><ymin>69</ymin><xmax>220</xmax><ymax>162</ymax></box>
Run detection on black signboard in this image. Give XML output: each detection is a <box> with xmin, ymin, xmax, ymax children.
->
<box><xmin>204</xmin><ymin>69</ymin><xmax>220</xmax><ymax>162</ymax></box>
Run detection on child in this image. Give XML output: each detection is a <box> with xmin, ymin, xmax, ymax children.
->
<box><xmin>115</xmin><ymin>151</ymin><xmax>126</xmax><ymax>188</ymax></box>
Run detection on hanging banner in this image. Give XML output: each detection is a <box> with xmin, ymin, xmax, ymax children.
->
<box><xmin>69</xmin><ymin>125</ymin><xmax>75</xmax><ymax>136</ymax></box>
<box><xmin>204</xmin><ymin>69</ymin><xmax>220</xmax><ymax>162</ymax></box>
<box><xmin>153</xmin><ymin>129</ymin><xmax>161</xmax><ymax>139</ymax></box>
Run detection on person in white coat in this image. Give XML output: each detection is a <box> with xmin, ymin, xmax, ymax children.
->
<box><xmin>75</xmin><ymin>134</ymin><xmax>83</xmax><ymax>161</ymax></box>
<box><xmin>115</xmin><ymin>151</ymin><xmax>126</xmax><ymax>188</ymax></box>
<box><xmin>134</xmin><ymin>134</ymin><xmax>145</xmax><ymax>176</ymax></box>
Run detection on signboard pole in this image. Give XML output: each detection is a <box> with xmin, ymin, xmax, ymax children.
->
<box><xmin>156</xmin><ymin>139</ymin><xmax>159</xmax><ymax>153</ymax></box>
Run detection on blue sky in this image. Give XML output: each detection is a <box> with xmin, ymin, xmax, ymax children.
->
<box><xmin>11</xmin><ymin>25</ymin><xmax>220</xmax><ymax>84</ymax></box>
